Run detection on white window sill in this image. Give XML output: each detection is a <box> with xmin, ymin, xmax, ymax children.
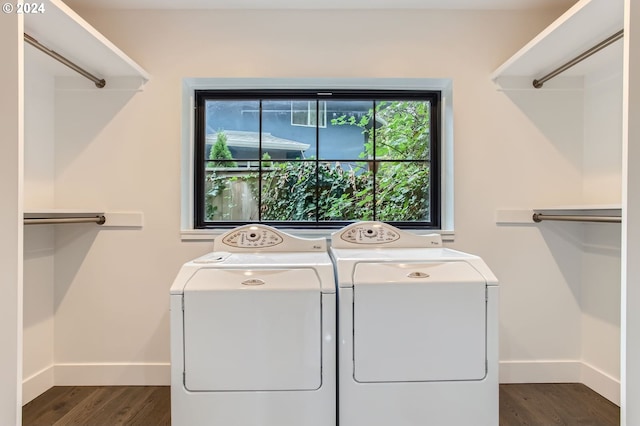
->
<box><xmin>181</xmin><ymin>228</ymin><xmax>455</xmax><ymax>243</ymax></box>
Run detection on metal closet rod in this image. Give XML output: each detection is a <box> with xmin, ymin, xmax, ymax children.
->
<box><xmin>532</xmin><ymin>213</ymin><xmax>621</xmax><ymax>223</ymax></box>
<box><xmin>24</xmin><ymin>33</ymin><xmax>106</xmax><ymax>89</ymax></box>
<box><xmin>533</xmin><ymin>29</ymin><xmax>624</xmax><ymax>89</ymax></box>
<box><xmin>24</xmin><ymin>215</ymin><xmax>106</xmax><ymax>226</ymax></box>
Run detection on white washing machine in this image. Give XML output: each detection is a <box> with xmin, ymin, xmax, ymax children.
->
<box><xmin>330</xmin><ymin>221</ymin><xmax>499</xmax><ymax>426</ymax></box>
<box><xmin>170</xmin><ymin>224</ymin><xmax>336</xmax><ymax>426</ymax></box>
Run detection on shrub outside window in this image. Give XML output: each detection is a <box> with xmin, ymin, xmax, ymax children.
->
<box><xmin>194</xmin><ymin>90</ymin><xmax>441</xmax><ymax>229</ymax></box>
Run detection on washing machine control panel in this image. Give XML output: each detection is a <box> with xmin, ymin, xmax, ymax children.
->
<box><xmin>332</xmin><ymin>221</ymin><xmax>443</xmax><ymax>248</ymax></box>
<box><xmin>221</xmin><ymin>227</ymin><xmax>284</xmax><ymax>248</ymax></box>
<box><xmin>340</xmin><ymin>223</ymin><xmax>401</xmax><ymax>244</ymax></box>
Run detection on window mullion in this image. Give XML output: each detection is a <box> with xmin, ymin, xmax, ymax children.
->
<box><xmin>258</xmin><ymin>99</ymin><xmax>263</xmax><ymax>222</ymax></box>
<box><xmin>315</xmin><ymin>98</ymin><xmax>320</xmax><ymax>223</ymax></box>
<box><xmin>372</xmin><ymin>100</ymin><xmax>377</xmax><ymax>222</ymax></box>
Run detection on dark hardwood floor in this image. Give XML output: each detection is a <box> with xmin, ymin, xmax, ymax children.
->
<box><xmin>23</xmin><ymin>383</ymin><xmax>619</xmax><ymax>425</ymax></box>
<box><xmin>22</xmin><ymin>386</ymin><xmax>170</xmax><ymax>426</ymax></box>
<box><xmin>500</xmin><ymin>384</ymin><xmax>619</xmax><ymax>425</ymax></box>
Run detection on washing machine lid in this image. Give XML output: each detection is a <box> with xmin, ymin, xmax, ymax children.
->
<box><xmin>352</xmin><ymin>261</ymin><xmax>487</xmax><ymax>383</ymax></box>
<box><xmin>183</xmin><ymin>268</ymin><xmax>322</xmax><ymax>391</ymax></box>
<box><xmin>184</xmin><ymin>267</ymin><xmax>321</xmax><ymax>291</ymax></box>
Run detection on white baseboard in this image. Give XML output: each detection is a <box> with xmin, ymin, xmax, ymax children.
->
<box><xmin>54</xmin><ymin>363</ymin><xmax>170</xmax><ymax>386</ymax></box>
<box><xmin>581</xmin><ymin>362</ymin><xmax>620</xmax><ymax>405</ymax></box>
<box><xmin>26</xmin><ymin>361</ymin><xmax>619</xmax><ymax>407</ymax></box>
<box><xmin>499</xmin><ymin>360</ymin><xmax>582</xmax><ymax>383</ymax></box>
<box><xmin>500</xmin><ymin>360</ymin><xmax>620</xmax><ymax>405</ymax></box>
<box><xmin>23</xmin><ymin>365</ymin><xmax>54</xmax><ymax>405</ymax></box>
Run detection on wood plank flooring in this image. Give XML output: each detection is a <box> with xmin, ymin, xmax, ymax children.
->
<box><xmin>500</xmin><ymin>384</ymin><xmax>619</xmax><ymax>425</ymax></box>
<box><xmin>22</xmin><ymin>386</ymin><xmax>170</xmax><ymax>426</ymax></box>
<box><xmin>23</xmin><ymin>383</ymin><xmax>619</xmax><ymax>425</ymax></box>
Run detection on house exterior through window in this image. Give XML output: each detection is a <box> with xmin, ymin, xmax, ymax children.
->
<box><xmin>291</xmin><ymin>100</ymin><xmax>327</xmax><ymax>128</ymax></box>
<box><xmin>194</xmin><ymin>89</ymin><xmax>441</xmax><ymax>229</ymax></box>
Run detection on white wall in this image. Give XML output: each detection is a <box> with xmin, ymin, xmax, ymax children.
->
<box><xmin>24</xmin><ymin>48</ymin><xmax>56</xmax><ymax>210</ymax></box>
<box><xmin>581</xmin><ymin>224</ymin><xmax>621</xmax><ymax>403</ymax></box>
<box><xmin>474</xmin><ymin>85</ymin><xmax>585</xmax><ymax>382</ymax></box>
<box><xmin>23</xmin><ymin>227</ymin><xmax>55</xmax><ymax>403</ymax></box>
<box><xmin>580</xmin><ymin>60</ymin><xmax>624</xmax><ymax>404</ymax></box>
<box><xmin>583</xmin><ymin>57</ymin><xmax>623</xmax><ymax>204</ymax></box>
<box><xmin>622</xmin><ymin>0</ymin><xmax>640</xmax><ymax>422</ymax></box>
<box><xmin>22</xmin><ymin>50</ymin><xmax>56</xmax><ymax>404</ymax></box>
<box><xmin>42</xmin><ymin>6</ymin><xmax>592</xmax><ymax>388</ymax></box>
<box><xmin>0</xmin><ymin>12</ymin><xmax>23</xmax><ymax>426</ymax></box>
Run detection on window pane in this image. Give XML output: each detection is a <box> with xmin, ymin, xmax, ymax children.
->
<box><xmin>265</xmin><ymin>100</ymin><xmax>314</xmax><ymax>159</ymax></box>
<box><xmin>318</xmin><ymin>161</ymin><xmax>373</xmax><ymax>221</ymax></box>
<box><xmin>291</xmin><ymin>101</ymin><xmax>310</xmax><ymax>126</ymax></box>
<box><xmin>374</xmin><ymin>100</ymin><xmax>431</xmax><ymax>160</ymax></box>
<box><xmin>375</xmin><ymin>162</ymin><xmax>430</xmax><ymax>221</ymax></box>
<box><xmin>320</xmin><ymin>100</ymin><xmax>373</xmax><ymax>160</ymax></box>
<box><xmin>309</xmin><ymin>107</ymin><xmax>317</xmax><ymax>126</ymax></box>
<box><xmin>205</xmin><ymin>100</ymin><xmax>260</xmax><ymax>160</ymax></box>
<box><xmin>318</xmin><ymin>101</ymin><xmax>327</xmax><ymax>127</ymax></box>
<box><xmin>260</xmin><ymin>161</ymin><xmax>317</xmax><ymax>222</ymax></box>
<box><xmin>290</xmin><ymin>101</ymin><xmax>326</xmax><ymax>128</ymax></box>
<box><xmin>204</xmin><ymin>165</ymin><xmax>259</xmax><ymax>221</ymax></box>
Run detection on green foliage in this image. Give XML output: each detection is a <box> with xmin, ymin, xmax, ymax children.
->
<box><xmin>261</xmin><ymin>152</ymin><xmax>272</xmax><ymax>168</ymax></box>
<box><xmin>205</xmin><ymin>132</ymin><xmax>238</xmax><ymax>220</ymax></box>
<box><xmin>355</xmin><ymin>100</ymin><xmax>432</xmax><ymax>221</ymax></box>
<box><xmin>332</xmin><ymin>100</ymin><xmax>431</xmax><ymax>160</ymax></box>
<box><xmin>375</xmin><ymin>162</ymin><xmax>429</xmax><ymax>221</ymax></box>
<box><xmin>261</xmin><ymin>161</ymin><xmax>374</xmax><ymax>221</ymax></box>
<box><xmin>209</xmin><ymin>132</ymin><xmax>237</xmax><ymax>167</ymax></box>
<box><xmin>370</xmin><ymin>101</ymin><xmax>431</xmax><ymax>160</ymax></box>
<box><xmin>205</xmin><ymin>171</ymin><xmax>225</xmax><ymax>220</ymax></box>
<box><xmin>261</xmin><ymin>162</ymin><xmax>317</xmax><ymax>221</ymax></box>
<box><xmin>259</xmin><ymin>160</ymin><xmax>429</xmax><ymax>222</ymax></box>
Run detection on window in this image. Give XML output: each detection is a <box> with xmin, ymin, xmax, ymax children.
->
<box><xmin>291</xmin><ymin>100</ymin><xmax>327</xmax><ymax>127</ymax></box>
<box><xmin>194</xmin><ymin>89</ymin><xmax>441</xmax><ymax>229</ymax></box>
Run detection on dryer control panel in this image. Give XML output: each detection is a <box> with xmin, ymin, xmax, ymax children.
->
<box><xmin>332</xmin><ymin>221</ymin><xmax>442</xmax><ymax>248</ymax></box>
<box><xmin>340</xmin><ymin>223</ymin><xmax>400</xmax><ymax>244</ymax></box>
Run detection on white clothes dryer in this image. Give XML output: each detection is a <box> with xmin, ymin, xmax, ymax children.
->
<box><xmin>330</xmin><ymin>221</ymin><xmax>499</xmax><ymax>426</ymax></box>
<box><xmin>170</xmin><ymin>224</ymin><xmax>336</xmax><ymax>426</ymax></box>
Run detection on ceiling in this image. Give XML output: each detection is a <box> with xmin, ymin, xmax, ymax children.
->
<box><xmin>63</xmin><ymin>0</ymin><xmax>578</xmax><ymax>10</ymax></box>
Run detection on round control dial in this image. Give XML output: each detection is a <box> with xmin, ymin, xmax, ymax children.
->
<box><xmin>246</xmin><ymin>231</ymin><xmax>261</xmax><ymax>242</ymax></box>
<box><xmin>363</xmin><ymin>228</ymin><xmax>378</xmax><ymax>238</ymax></box>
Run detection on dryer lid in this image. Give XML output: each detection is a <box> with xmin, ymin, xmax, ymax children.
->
<box><xmin>352</xmin><ymin>261</ymin><xmax>487</xmax><ymax>383</ymax></box>
<box><xmin>353</xmin><ymin>261</ymin><xmax>485</xmax><ymax>285</ymax></box>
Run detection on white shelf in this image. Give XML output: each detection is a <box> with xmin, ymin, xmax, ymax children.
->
<box><xmin>491</xmin><ymin>0</ymin><xmax>623</xmax><ymax>89</ymax></box>
<box><xmin>24</xmin><ymin>0</ymin><xmax>149</xmax><ymax>89</ymax></box>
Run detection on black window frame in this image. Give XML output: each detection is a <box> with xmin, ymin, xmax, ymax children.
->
<box><xmin>194</xmin><ymin>89</ymin><xmax>441</xmax><ymax>230</ymax></box>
